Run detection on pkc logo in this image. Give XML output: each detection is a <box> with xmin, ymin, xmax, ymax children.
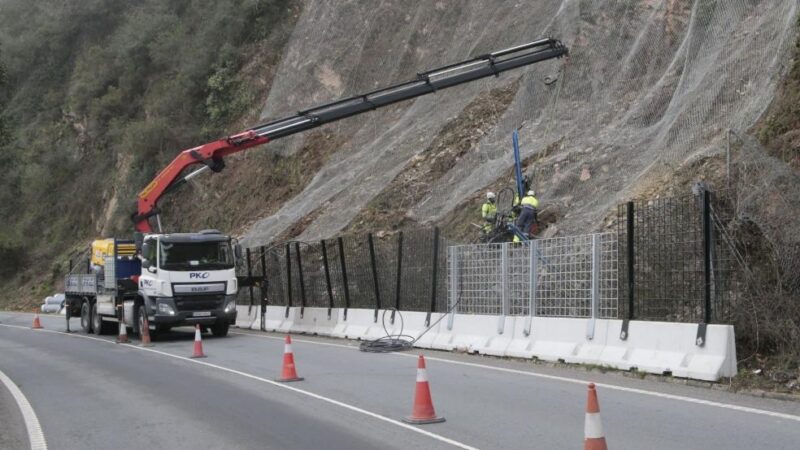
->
<box><xmin>190</xmin><ymin>272</ymin><xmax>210</xmax><ymax>279</ymax></box>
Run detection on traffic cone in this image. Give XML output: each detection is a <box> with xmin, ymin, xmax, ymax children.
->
<box><xmin>584</xmin><ymin>383</ymin><xmax>608</xmax><ymax>450</ymax></box>
<box><xmin>139</xmin><ymin>316</ymin><xmax>153</xmax><ymax>347</ymax></box>
<box><xmin>116</xmin><ymin>316</ymin><xmax>129</xmax><ymax>344</ymax></box>
<box><xmin>402</xmin><ymin>355</ymin><xmax>445</xmax><ymax>424</ymax></box>
<box><xmin>31</xmin><ymin>310</ymin><xmax>42</xmax><ymax>329</ymax></box>
<box><xmin>276</xmin><ymin>335</ymin><xmax>303</xmax><ymax>382</ymax></box>
<box><xmin>190</xmin><ymin>324</ymin><xmax>206</xmax><ymax>358</ymax></box>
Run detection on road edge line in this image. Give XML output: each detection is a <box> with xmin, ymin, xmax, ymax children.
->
<box><xmin>0</xmin><ymin>368</ymin><xmax>48</xmax><ymax>450</ymax></box>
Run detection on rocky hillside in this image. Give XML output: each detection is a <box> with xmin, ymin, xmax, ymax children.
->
<box><xmin>0</xmin><ymin>0</ymin><xmax>798</xmax><ymax>320</ymax></box>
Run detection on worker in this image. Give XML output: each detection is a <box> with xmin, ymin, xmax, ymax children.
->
<box><xmin>513</xmin><ymin>190</ymin><xmax>539</xmax><ymax>242</ymax></box>
<box><xmin>481</xmin><ymin>192</ymin><xmax>497</xmax><ymax>235</ymax></box>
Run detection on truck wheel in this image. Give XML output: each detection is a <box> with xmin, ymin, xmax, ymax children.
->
<box><xmin>92</xmin><ymin>303</ymin><xmax>113</xmax><ymax>335</ymax></box>
<box><xmin>211</xmin><ymin>321</ymin><xmax>229</xmax><ymax>337</ymax></box>
<box><xmin>80</xmin><ymin>301</ymin><xmax>92</xmax><ymax>333</ymax></box>
<box><xmin>136</xmin><ymin>305</ymin><xmax>157</xmax><ymax>341</ymax></box>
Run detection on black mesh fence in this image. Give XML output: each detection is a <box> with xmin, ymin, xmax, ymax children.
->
<box><xmin>238</xmin><ymin>227</ymin><xmax>449</xmax><ymax>314</ymax></box>
<box><xmin>617</xmin><ymin>189</ymin><xmax>738</xmax><ymax>324</ymax></box>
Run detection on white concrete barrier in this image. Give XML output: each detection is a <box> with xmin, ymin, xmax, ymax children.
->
<box><xmin>243</xmin><ymin>306</ymin><xmax>737</xmax><ymax>381</ymax></box>
<box><xmin>235</xmin><ymin>305</ymin><xmax>260</xmax><ymax>330</ymax></box>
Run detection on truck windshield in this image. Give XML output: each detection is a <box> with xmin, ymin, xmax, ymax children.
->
<box><xmin>159</xmin><ymin>241</ymin><xmax>234</xmax><ymax>271</ymax></box>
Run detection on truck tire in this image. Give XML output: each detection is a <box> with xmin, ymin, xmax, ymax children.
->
<box><xmin>136</xmin><ymin>305</ymin><xmax>158</xmax><ymax>341</ymax></box>
<box><xmin>211</xmin><ymin>321</ymin><xmax>229</xmax><ymax>337</ymax></box>
<box><xmin>92</xmin><ymin>303</ymin><xmax>113</xmax><ymax>335</ymax></box>
<box><xmin>80</xmin><ymin>300</ymin><xmax>92</xmax><ymax>333</ymax></box>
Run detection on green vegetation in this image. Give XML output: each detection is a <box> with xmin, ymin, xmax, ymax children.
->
<box><xmin>0</xmin><ymin>0</ymin><xmax>296</xmax><ymax>306</ymax></box>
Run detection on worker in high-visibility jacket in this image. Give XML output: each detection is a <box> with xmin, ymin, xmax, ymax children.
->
<box><xmin>513</xmin><ymin>190</ymin><xmax>539</xmax><ymax>242</ymax></box>
<box><xmin>481</xmin><ymin>192</ymin><xmax>497</xmax><ymax>234</ymax></box>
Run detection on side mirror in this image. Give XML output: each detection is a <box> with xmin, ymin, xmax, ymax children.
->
<box><xmin>147</xmin><ymin>266</ymin><xmax>157</xmax><ymax>274</ymax></box>
<box><xmin>134</xmin><ymin>232</ymin><xmax>144</xmax><ymax>251</ymax></box>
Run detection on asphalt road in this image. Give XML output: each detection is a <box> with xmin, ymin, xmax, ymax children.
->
<box><xmin>1</xmin><ymin>312</ymin><xmax>799</xmax><ymax>450</ymax></box>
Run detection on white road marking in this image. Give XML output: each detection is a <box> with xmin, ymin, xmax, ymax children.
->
<box><xmin>0</xmin><ymin>368</ymin><xmax>48</xmax><ymax>450</ymax></box>
<box><xmin>230</xmin><ymin>329</ymin><xmax>800</xmax><ymax>423</ymax></box>
<box><xmin>0</xmin><ymin>323</ymin><xmax>478</xmax><ymax>450</ymax></box>
<box><xmin>6</xmin><ymin>316</ymin><xmax>800</xmax><ymax>424</ymax></box>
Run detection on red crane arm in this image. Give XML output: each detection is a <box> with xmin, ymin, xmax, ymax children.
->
<box><xmin>133</xmin><ymin>131</ymin><xmax>268</xmax><ymax>232</ymax></box>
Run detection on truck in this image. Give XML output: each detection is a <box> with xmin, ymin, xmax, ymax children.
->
<box><xmin>65</xmin><ymin>232</ymin><xmax>240</xmax><ymax>338</ymax></box>
<box><xmin>64</xmin><ymin>37</ymin><xmax>568</xmax><ymax>340</ymax></box>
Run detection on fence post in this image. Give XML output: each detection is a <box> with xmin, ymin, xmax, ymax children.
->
<box><xmin>621</xmin><ymin>201</ymin><xmax>635</xmax><ymax>341</ymax></box>
<box><xmin>246</xmin><ymin>247</ymin><xmax>254</xmax><ymax>314</ymax></box>
<box><xmin>337</xmin><ymin>237</ymin><xmax>350</xmax><ymax>321</ymax></box>
<box><xmin>260</xmin><ymin>246</ymin><xmax>268</xmax><ymax>331</ymax></box>
<box><xmin>587</xmin><ymin>234</ymin><xmax>601</xmax><ymax>339</ymax></box>
<box><xmin>367</xmin><ymin>233</ymin><xmax>381</xmax><ymax>322</ymax></box>
<box><xmin>294</xmin><ymin>242</ymin><xmax>306</xmax><ymax>318</ymax></box>
<box><xmin>426</xmin><ymin>227</ymin><xmax>440</xmax><ymax>327</ymax></box>
<box><xmin>392</xmin><ymin>231</ymin><xmax>403</xmax><ymax>324</ymax></box>
<box><xmin>524</xmin><ymin>240</ymin><xmax>538</xmax><ymax>336</ymax></box>
<box><xmin>626</xmin><ymin>202</ymin><xmax>635</xmax><ymax>319</ymax></box>
<box><xmin>284</xmin><ymin>243</ymin><xmax>292</xmax><ymax>319</ymax></box>
<box><xmin>498</xmin><ymin>243</ymin><xmax>509</xmax><ymax>335</ymax></box>
<box><xmin>321</xmin><ymin>240</ymin><xmax>334</xmax><ymax>320</ymax></box>
<box><xmin>447</xmin><ymin>246</ymin><xmax>458</xmax><ymax>331</ymax></box>
<box><xmin>702</xmin><ymin>190</ymin><xmax>712</xmax><ymax>324</ymax></box>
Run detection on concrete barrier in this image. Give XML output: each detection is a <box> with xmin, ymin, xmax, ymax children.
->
<box><xmin>243</xmin><ymin>306</ymin><xmax>737</xmax><ymax>381</ymax></box>
<box><xmin>235</xmin><ymin>305</ymin><xmax>260</xmax><ymax>330</ymax></box>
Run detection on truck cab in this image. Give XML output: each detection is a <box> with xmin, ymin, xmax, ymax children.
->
<box><xmin>138</xmin><ymin>229</ymin><xmax>238</xmax><ymax>337</ymax></box>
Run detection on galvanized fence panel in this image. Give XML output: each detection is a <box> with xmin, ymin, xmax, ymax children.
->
<box><xmin>447</xmin><ymin>233</ymin><xmax>618</xmax><ymax>319</ymax></box>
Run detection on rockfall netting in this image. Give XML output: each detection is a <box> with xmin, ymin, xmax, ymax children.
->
<box><xmin>242</xmin><ymin>0</ymin><xmax>797</xmax><ymax>249</ymax></box>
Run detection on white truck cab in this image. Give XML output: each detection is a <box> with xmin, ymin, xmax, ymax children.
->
<box><xmin>137</xmin><ymin>229</ymin><xmax>239</xmax><ymax>337</ymax></box>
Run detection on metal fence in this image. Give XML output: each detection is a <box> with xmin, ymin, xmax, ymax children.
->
<box><xmin>447</xmin><ymin>233</ymin><xmax>618</xmax><ymax>319</ymax></box>
<box><xmin>237</xmin><ymin>191</ymin><xmax>739</xmax><ymax>327</ymax></box>
<box><xmin>237</xmin><ymin>228</ymin><xmax>450</xmax><ymax>320</ymax></box>
<box><xmin>617</xmin><ymin>189</ymin><xmax>738</xmax><ymax>324</ymax></box>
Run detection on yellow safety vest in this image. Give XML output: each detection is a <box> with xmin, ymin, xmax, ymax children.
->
<box><xmin>521</xmin><ymin>195</ymin><xmax>539</xmax><ymax>209</ymax></box>
<box><xmin>481</xmin><ymin>202</ymin><xmax>497</xmax><ymax>220</ymax></box>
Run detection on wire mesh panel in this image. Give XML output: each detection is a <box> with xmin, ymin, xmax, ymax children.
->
<box><xmin>618</xmin><ymin>191</ymin><xmax>735</xmax><ymax>323</ymax></box>
<box><xmin>251</xmin><ymin>228</ymin><xmax>449</xmax><ymax>314</ymax></box>
<box><xmin>263</xmin><ymin>246</ymin><xmax>289</xmax><ymax>307</ymax></box>
<box><xmin>536</xmin><ymin>235</ymin><xmax>592</xmax><ymax>318</ymax></box>
<box><xmin>449</xmin><ymin>243</ymin><xmax>505</xmax><ymax>315</ymax></box>
<box><xmin>448</xmin><ymin>233</ymin><xmax>618</xmax><ymax>318</ymax></box>
<box><xmin>340</xmin><ymin>233</ymin><xmax>377</xmax><ymax>309</ymax></box>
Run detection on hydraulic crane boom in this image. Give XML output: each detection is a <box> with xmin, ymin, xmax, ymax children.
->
<box><xmin>133</xmin><ymin>37</ymin><xmax>568</xmax><ymax>232</ymax></box>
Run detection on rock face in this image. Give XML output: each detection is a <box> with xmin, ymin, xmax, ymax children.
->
<box><xmin>243</xmin><ymin>0</ymin><xmax>798</xmax><ymax>246</ymax></box>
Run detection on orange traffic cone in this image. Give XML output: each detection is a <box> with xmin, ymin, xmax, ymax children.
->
<box><xmin>402</xmin><ymin>355</ymin><xmax>445</xmax><ymax>424</ymax></box>
<box><xmin>140</xmin><ymin>316</ymin><xmax>153</xmax><ymax>347</ymax></box>
<box><xmin>31</xmin><ymin>310</ymin><xmax>43</xmax><ymax>329</ymax></box>
<box><xmin>190</xmin><ymin>324</ymin><xmax>206</xmax><ymax>358</ymax></box>
<box><xmin>276</xmin><ymin>335</ymin><xmax>303</xmax><ymax>382</ymax></box>
<box><xmin>584</xmin><ymin>383</ymin><xmax>608</xmax><ymax>450</ymax></box>
<box><xmin>116</xmin><ymin>316</ymin><xmax>129</xmax><ymax>344</ymax></box>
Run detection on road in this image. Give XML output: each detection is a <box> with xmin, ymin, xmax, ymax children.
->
<box><xmin>1</xmin><ymin>312</ymin><xmax>799</xmax><ymax>450</ymax></box>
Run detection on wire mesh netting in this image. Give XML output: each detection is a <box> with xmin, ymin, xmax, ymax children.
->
<box><xmin>448</xmin><ymin>233</ymin><xmax>618</xmax><ymax>318</ymax></box>
<box><xmin>241</xmin><ymin>0</ymin><xmax>798</xmax><ymax>246</ymax></box>
<box><xmin>617</xmin><ymin>190</ymin><xmax>737</xmax><ymax>323</ymax></box>
<box><xmin>243</xmin><ymin>228</ymin><xmax>448</xmax><ymax>313</ymax></box>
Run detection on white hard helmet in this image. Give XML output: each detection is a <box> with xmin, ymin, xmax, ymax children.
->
<box><xmin>486</xmin><ymin>192</ymin><xmax>496</xmax><ymax>200</ymax></box>
<box><xmin>527</xmin><ymin>190</ymin><xmax>535</xmax><ymax>196</ymax></box>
